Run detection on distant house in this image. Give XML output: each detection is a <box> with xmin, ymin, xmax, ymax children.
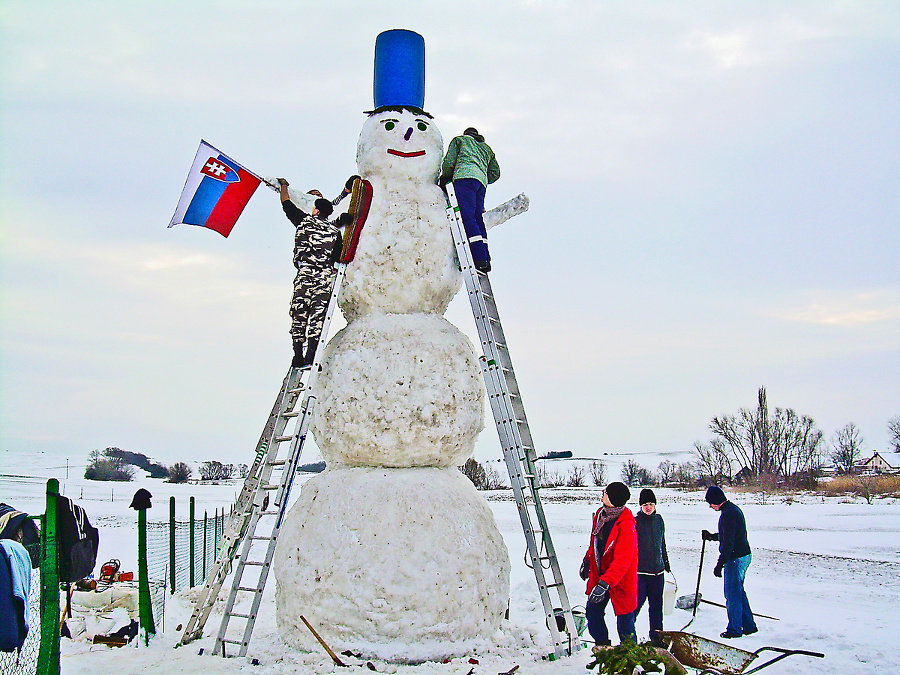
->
<box><xmin>732</xmin><ymin>466</ymin><xmax>753</xmax><ymax>485</ymax></box>
<box><xmin>853</xmin><ymin>452</ymin><xmax>898</xmax><ymax>475</ymax></box>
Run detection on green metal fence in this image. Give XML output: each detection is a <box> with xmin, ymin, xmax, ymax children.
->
<box><xmin>0</xmin><ymin>484</ymin><xmax>228</xmax><ymax>675</ymax></box>
<box><xmin>143</xmin><ymin>497</ymin><xmax>228</xmax><ymax>632</ymax></box>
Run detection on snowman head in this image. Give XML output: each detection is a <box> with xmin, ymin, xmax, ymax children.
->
<box><xmin>357</xmin><ymin>107</ymin><xmax>443</xmax><ymax>184</ymax></box>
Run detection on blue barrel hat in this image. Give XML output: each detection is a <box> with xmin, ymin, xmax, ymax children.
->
<box><xmin>369</xmin><ymin>29</ymin><xmax>429</xmax><ymax>116</ymax></box>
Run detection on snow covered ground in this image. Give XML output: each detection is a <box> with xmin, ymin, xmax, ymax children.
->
<box><xmin>2</xmin><ymin>449</ymin><xmax>899</xmax><ymax>674</ymax></box>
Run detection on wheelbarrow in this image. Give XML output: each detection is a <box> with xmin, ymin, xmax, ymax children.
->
<box><xmin>656</xmin><ymin>631</ymin><xmax>824</xmax><ymax>674</ymax></box>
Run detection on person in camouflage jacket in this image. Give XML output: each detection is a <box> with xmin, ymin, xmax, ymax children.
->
<box><xmin>278</xmin><ymin>178</ymin><xmax>343</xmax><ymax>368</ymax></box>
<box><xmin>439</xmin><ymin>128</ymin><xmax>500</xmax><ymax>272</ymax></box>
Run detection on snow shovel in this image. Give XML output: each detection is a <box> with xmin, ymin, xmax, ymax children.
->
<box><xmin>679</xmin><ymin>534</ymin><xmax>707</xmax><ymax>631</ymax></box>
<box><xmin>676</xmin><ymin>593</ymin><xmax>780</xmax><ymax>621</ymax></box>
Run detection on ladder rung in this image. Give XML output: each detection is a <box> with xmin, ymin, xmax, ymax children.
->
<box><xmin>249</xmin><ymin>535</ymin><xmax>273</xmax><ymax>541</ymax></box>
<box><xmin>281</xmin><ymin>411</ymin><xmax>300</xmax><ymax>418</ymax></box>
<box><xmin>261</xmin><ymin>484</ymin><xmax>279</xmax><ymax>491</ymax></box>
<box><xmin>229</xmin><ymin>612</ymin><xmax>251</xmax><ymax>619</ymax></box>
<box><xmin>242</xmin><ymin>561</ymin><xmax>267</xmax><ymax>567</ymax></box>
<box><xmin>268</xmin><ymin>460</ymin><xmax>287</xmax><ymax>467</ymax></box>
<box><xmin>236</xmin><ymin>586</ymin><xmax>258</xmax><ymax>593</ymax></box>
<box><xmin>273</xmin><ymin>435</ymin><xmax>293</xmax><ymax>443</ymax></box>
<box><xmin>222</xmin><ymin>638</ymin><xmax>247</xmax><ymax>646</ymax></box>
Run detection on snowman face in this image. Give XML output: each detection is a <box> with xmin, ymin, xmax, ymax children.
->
<box><xmin>357</xmin><ymin>108</ymin><xmax>443</xmax><ymax>183</ymax></box>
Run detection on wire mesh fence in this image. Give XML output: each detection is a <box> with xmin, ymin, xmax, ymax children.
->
<box><xmin>144</xmin><ymin>500</ymin><xmax>228</xmax><ymax>630</ymax></box>
<box><xmin>0</xmin><ymin>570</ymin><xmax>41</xmax><ymax>675</ymax></box>
<box><xmin>145</xmin><ymin>520</ymin><xmax>170</xmax><ymax>632</ymax></box>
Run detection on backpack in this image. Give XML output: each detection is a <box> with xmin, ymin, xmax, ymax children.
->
<box><xmin>0</xmin><ymin>503</ymin><xmax>40</xmax><ymax>569</ymax></box>
<box><xmin>56</xmin><ymin>496</ymin><xmax>99</xmax><ymax>583</ymax></box>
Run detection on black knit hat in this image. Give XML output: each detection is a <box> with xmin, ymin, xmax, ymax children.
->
<box><xmin>705</xmin><ymin>485</ymin><xmax>727</xmax><ymax>505</ymax></box>
<box><xmin>129</xmin><ymin>488</ymin><xmax>152</xmax><ymax>511</ymax></box>
<box><xmin>639</xmin><ymin>488</ymin><xmax>656</xmax><ymax>505</ymax></box>
<box><xmin>314</xmin><ymin>198</ymin><xmax>334</xmax><ymax>219</ymax></box>
<box><xmin>605</xmin><ymin>481</ymin><xmax>630</xmax><ymax>507</ymax></box>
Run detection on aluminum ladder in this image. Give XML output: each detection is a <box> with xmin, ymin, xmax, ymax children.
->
<box><xmin>178</xmin><ymin>263</ymin><xmax>346</xmax><ymax>656</ymax></box>
<box><xmin>445</xmin><ymin>184</ymin><xmax>577</xmax><ymax>659</ymax></box>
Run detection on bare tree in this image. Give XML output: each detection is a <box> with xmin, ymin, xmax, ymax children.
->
<box><xmin>483</xmin><ymin>465</ymin><xmax>507</xmax><ymax>490</ymax></box>
<box><xmin>460</xmin><ymin>458</ymin><xmax>487</xmax><ymax>489</ymax></box>
<box><xmin>589</xmin><ymin>461</ymin><xmax>606</xmax><ymax>487</ymax></box>
<box><xmin>167</xmin><ymin>462</ymin><xmax>192</xmax><ymax>484</ymax></box>
<box><xmin>199</xmin><ymin>461</ymin><xmax>235</xmax><ymax>481</ymax></box>
<box><xmin>888</xmin><ymin>416</ymin><xmax>900</xmax><ymax>453</ymax></box>
<box><xmin>655</xmin><ymin>461</ymin><xmax>676</xmax><ymax>486</ymax></box>
<box><xmin>540</xmin><ymin>467</ymin><xmax>566</xmax><ymax>488</ymax></box>
<box><xmin>620</xmin><ymin>459</ymin><xmax>652</xmax><ymax>487</ymax></box>
<box><xmin>830</xmin><ymin>423</ymin><xmax>865</xmax><ymax>474</ymax></box>
<box><xmin>566</xmin><ymin>465</ymin><xmax>586</xmax><ymax>487</ymax></box>
<box><xmin>693</xmin><ymin>440</ymin><xmax>732</xmax><ymax>484</ymax></box>
<box><xmin>673</xmin><ymin>461</ymin><xmax>699</xmax><ymax>487</ymax></box>
<box><xmin>708</xmin><ymin>386</ymin><xmax>823</xmax><ymax>478</ymax></box>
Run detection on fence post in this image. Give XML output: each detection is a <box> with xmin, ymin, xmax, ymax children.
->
<box><xmin>136</xmin><ymin>505</ymin><xmax>156</xmax><ymax>643</ymax></box>
<box><xmin>36</xmin><ymin>478</ymin><xmax>60</xmax><ymax>675</ymax></box>
<box><xmin>202</xmin><ymin>510</ymin><xmax>208</xmax><ymax>580</ymax></box>
<box><xmin>189</xmin><ymin>497</ymin><xmax>195</xmax><ymax>588</ymax></box>
<box><xmin>169</xmin><ymin>497</ymin><xmax>176</xmax><ymax>594</ymax></box>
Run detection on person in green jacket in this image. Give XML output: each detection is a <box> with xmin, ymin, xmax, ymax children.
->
<box><xmin>440</xmin><ymin>128</ymin><xmax>500</xmax><ymax>272</ymax></box>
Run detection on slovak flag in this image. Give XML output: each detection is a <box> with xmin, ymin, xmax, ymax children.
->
<box><xmin>168</xmin><ymin>140</ymin><xmax>263</xmax><ymax>238</ymax></box>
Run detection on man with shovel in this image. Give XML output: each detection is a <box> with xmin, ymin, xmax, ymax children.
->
<box><xmin>702</xmin><ymin>485</ymin><xmax>758</xmax><ymax>639</ymax></box>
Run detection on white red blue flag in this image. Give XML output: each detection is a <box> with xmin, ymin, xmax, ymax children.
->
<box><xmin>168</xmin><ymin>140</ymin><xmax>263</xmax><ymax>238</ymax></box>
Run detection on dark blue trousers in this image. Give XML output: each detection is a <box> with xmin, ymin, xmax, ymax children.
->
<box><xmin>453</xmin><ymin>178</ymin><xmax>490</xmax><ymax>265</ymax></box>
<box><xmin>632</xmin><ymin>573</ymin><xmax>665</xmax><ymax>640</ymax></box>
<box><xmin>585</xmin><ymin>596</ymin><xmax>637</xmax><ymax>645</ymax></box>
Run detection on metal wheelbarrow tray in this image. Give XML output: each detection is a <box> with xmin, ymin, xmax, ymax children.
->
<box><xmin>656</xmin><ymin>631</ymin><xmax>824</xmax><ymax>674</ymax></box>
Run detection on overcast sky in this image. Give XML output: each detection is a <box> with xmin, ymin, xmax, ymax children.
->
<box><xmin>1</xmin><ymin>1</ymin><xmax>898</xmax><ymax>470</ymax></box>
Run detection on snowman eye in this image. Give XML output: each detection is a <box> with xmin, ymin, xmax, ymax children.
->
<box><xmin>417</xmin><ymin>122</ymin><xmax>427</xmax><ymax>132</ymax></box>
<box><xmin>384</xmin><ymin>121</ymin><xmax>396</xmax><ymax>131</ymax></box>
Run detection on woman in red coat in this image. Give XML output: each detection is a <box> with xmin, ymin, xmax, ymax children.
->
<box><xmin>581</xmin><ymin>481</ymin><xmax>638</xmax><ymax>645</ymax></box>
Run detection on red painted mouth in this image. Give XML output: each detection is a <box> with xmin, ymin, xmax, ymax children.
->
<box><xmin>387</xmin><ymin>149</ymin><xmax>426</xmax><ymax>157</ymax></box>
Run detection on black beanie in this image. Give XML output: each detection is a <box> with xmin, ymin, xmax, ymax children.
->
<box><xmin>639</xmin><ymin>488</ymin><xmax>656</xmax><ymax>505</ymax></box>
<box><xmin>129</xmin><ymin>488</ymin><xmax>152</xmax><ymax>511</ymax></box>
<box><xmin>705</xmin><ymin>485</ymin><xmax>726</xmax><ymax>505</ymax></box>
<box><xmin>605</xmin><ymin>481</ymin><xmax>630</xmax><ymax>507</ymax></box>
<box><xmin>314</xmin><ymin>198</ymin><xmax>334</xmax><ymax>218</ymax></box>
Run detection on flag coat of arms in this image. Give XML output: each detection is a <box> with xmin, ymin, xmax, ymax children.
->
<box><xmin>169</xmin><ymin>140</ymin><xmax>262</xmax><ymax>237</ymax></box>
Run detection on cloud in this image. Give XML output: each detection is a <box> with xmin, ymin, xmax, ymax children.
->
<box><xmin>772</xmin><ymin>290</ymin><xmax>900</xmax><ymax>327</ymax></box>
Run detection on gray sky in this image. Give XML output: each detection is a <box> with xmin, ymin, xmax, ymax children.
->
<box><xmin>2</xmin><ymin>1</ymin><xmax>898</xmax><ymax>468</ymax></box>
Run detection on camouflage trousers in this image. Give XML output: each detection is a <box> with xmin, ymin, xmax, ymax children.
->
<box><xmin>290</xmin><ymin>266</ymin><xmax>335</xmax><ymax>346</ymax></box>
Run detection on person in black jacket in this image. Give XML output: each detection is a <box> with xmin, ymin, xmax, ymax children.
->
<box><xmin>632</xmin><ymin>489</ymin><xmax>670</xmax><ymax>645</ymax></box>
<box><xmin>702</xmin><ymin>485</ymin><xmax>758</xmax><ymax>639</ymax></box>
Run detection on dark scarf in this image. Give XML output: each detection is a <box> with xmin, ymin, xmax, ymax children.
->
<box><xmin>593</xmin><ymin>505</ymin><xmax>625</xmax><ymax>536</ymax></box>
<box><xmin>592</xmin><ymin>505</ymin><xmax>625</xmax><ymax>568</ymax></box>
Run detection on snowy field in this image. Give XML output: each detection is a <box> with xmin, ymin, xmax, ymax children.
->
<box><xmin>2</xmin><ymin>449</ymin><xmax>899</xmax><ymax>674</ymax></box>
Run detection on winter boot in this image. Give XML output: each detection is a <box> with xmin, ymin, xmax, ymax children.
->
<box><xmin>292</xmin><ymin>341</ymin><xmax>305</xmax><ymax>368</ymax></box>
<box><xmin>303</xmin><ymin>338</ymin><xmax>319</xmax><ymax>367</ymax></box>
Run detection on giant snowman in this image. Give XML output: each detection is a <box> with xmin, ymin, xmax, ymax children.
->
<box><xmin>273</xmin><ymin>31</ymin><xmax>526</xmax><ymax>663</ymax></box>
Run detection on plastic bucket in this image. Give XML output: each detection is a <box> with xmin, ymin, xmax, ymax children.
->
<box><xmin>663</xmin><ymin>576</ymin><xmax>677</xmax><ymax>615</ymax></box>
<box><xmin>572</xmin><ymin>607</ymin><xmax>587</xmax><ymax>636</ymax></box>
